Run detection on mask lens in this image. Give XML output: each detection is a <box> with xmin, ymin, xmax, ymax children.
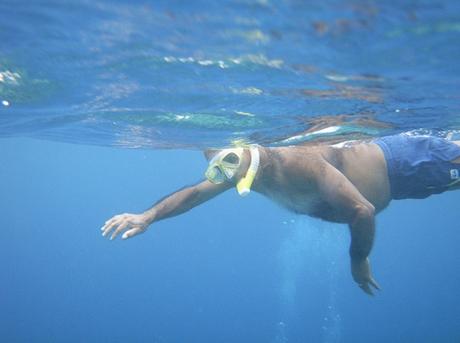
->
<box><xmin>222</xmin><ymin>152</ymin><xmax>240</xmax><ymax>165</ymax></box>
<box><xmin>206</xmin><ymin>165</ymin><xmax>225</xmax><ymax>184</ymax></box>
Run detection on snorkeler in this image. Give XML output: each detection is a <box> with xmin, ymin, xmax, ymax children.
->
<box><xmin>101</xmin><ymin>134</ymin><xmax>460</xmax><ymax>295</ymax></box>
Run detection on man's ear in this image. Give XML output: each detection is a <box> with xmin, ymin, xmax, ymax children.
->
<box><xmin>204</xmin><ymin>149</ymin><xmax>220</xmax><ymax>161</ymax></box>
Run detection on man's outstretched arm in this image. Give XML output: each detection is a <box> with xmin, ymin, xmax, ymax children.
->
<box><xmin>101</xmin><ymin>180</ymin><xmax>233</xmax><ymax>240</ymax></box>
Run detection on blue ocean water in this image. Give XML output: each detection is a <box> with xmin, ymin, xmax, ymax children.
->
<box><xmin>1</xmin><ymin>1</ymin><xmax>460</xmax><ymax>342</ymax></box>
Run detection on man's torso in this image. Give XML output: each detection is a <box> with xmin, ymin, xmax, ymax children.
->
<box><xmin>253</xmin><ymin>141</ymin><xmax>391</xmax><ymax>222</ymax></box>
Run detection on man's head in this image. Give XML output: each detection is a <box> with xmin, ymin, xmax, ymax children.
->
<box><xmin>204</xmin><ymin>146</ymin><xmax>260</xmax><ymax>196</ymax></box>
<box><xmin>204</xmin><ymin>148</ymin><xmax>245</xmax><ymax>184</ymax></box>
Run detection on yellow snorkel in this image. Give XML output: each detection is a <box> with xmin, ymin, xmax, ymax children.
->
<box><xmin>236</xmin><ymin>145</ymin><xmax>260</xmax><ymax>197</ymax></box>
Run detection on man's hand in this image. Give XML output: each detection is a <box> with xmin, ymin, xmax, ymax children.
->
<box><xmin>351</xmin><ymin>257</ymin><xmax>381</xmax><ymax>296</ymax></box>
<box><xmin>101</xmin><ymin>213</ymin><xmax>151</xmax><ymax>240</ymax></box>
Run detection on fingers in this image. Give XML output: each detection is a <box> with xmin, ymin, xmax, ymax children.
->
<box><xmin>369</xmin><ymin>277</ymin><xmax>381</xmax><ymax>291</ymax></box>
<box><xmin>100</xmin><ymin>214</ymin><xmax>129</xmax><ymax>240</ymax></box>
<box><xmin>122</xmin><ymin>227</ymin><xmax>143</xmax><ymax>240</ymax></box>
<box><xmin>359</xmin><ymin>283</ymin><xmax>374</xmax><ymax>296</ymax></box>
<box><xmin>101</xmin><ymin>221</ymin><xmax>120</xmax><ymax>237</ymax></box>
<box><xmin>100</xmin><ymin>221</ymin><xmax>113</xmax><ymax>233</ymax></box>
<box><xmin>358</xmin><ymin>277</ymin><xmax>381</xmax><ymax>296</ymax></box>
<box><xmin>101</xmin><ymin>216</ymin><xmax>117</xmax><ymax>230</ymax></box>
<box><xmin>101</xmin><ymin>219</ymin><xmax>121</xmax><ymax>238</ymax></box>
<box><xmin>110</xmin><ymin>221</ymin><xmax>129</xmax><ymax>241</ymax></box>
<box><xmin>101</xmin><ymin>215</ymin><xmax>122</xmax><ymax>235</ymax></box>
<box><xmin>100</xmin><ymin>214</ymin><xmax>146</xmax><ymax>241</ymax></box>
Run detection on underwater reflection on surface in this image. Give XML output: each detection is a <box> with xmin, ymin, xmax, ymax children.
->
<box><xmin>0</xmin><ymin>0</ymin><xmax>459</xmax><ymax>148</ymax></box>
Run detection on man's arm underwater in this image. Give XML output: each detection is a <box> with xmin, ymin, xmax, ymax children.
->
<box><xmin>314</xmin><ymin>161</ymin><xmax>381</xmax><ymax>295</ymax></box>
<box><xmin>101</xmin><ymin>180</ymin><xmax>233</xmax><ymax>240</ymax></box>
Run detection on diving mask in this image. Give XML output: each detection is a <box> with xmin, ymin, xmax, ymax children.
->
<box><xmin>205</xmin><ymin>145</ymin><xmax>260</xmax><ymax>197</ymax></box>
<box><xmin>205</xmin><ymin>148</ymin><xmax>244</xmax><ymax>184</ymax></box>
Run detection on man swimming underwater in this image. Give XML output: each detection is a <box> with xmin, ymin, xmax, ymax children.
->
<box><xmin>101</xmin><ymin>134</ymin><xmax>460</xmax><ymax>295</ymax></box>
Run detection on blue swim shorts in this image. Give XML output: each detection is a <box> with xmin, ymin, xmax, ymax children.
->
<box><xmin>374</xmin><ymin>134</ymin><xmax>460</xmax><ymax>199</ymax></box>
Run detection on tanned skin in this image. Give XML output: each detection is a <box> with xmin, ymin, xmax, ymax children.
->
<box><xmin>101</xmin><ymin>140</ymin><xmax>460</xmax><ymax>295</ymax></box>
